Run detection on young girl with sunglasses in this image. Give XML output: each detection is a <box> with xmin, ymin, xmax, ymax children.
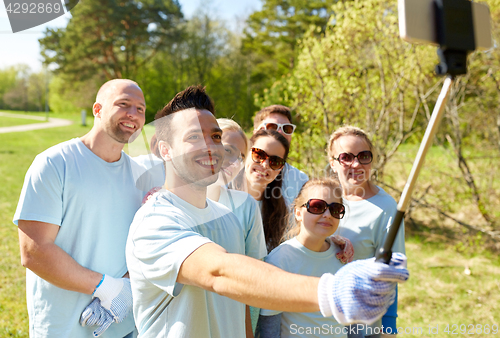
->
<box><xmin>256</xmin><ymin>177</ymin><xmax>347</xmax><ymax>338</ymax></box>
<box><xmin>328</xmin><ymin>126</ymin><xmax>405</xmax><ymax>338</ymax></box>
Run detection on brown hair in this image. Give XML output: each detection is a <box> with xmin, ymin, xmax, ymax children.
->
<box><xmin>284</xmin><ymin>177</ymin><xmax>343</xmax><ymax>241</ymax></box>
<box><xmin>327</xmin><ymin>125</ymin><xmax>376</xmax><ymax>160</ymax></box>
<box><xmin>253</xmin><ymin>105</ymin><xmax>293</xmax><ymax>130</ymax></box>
<box><xmin>249</xmin><ymin>129</ymin><xmax>290</xmax><ymax>252</ymax></box>
<box><xmin>154</xmin><ymin>85</ymin><xmax>215</xmax><ymax>147</ymax></box>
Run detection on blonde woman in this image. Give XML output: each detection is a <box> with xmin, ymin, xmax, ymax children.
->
<box><xmin>328</xmin><ymin>126</ymin><xmax>405</xmax><ymax>338</ymax></box>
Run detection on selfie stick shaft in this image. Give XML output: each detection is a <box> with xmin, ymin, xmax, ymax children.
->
<box><xmin>376</xmin><ymin>75</ymin><xmax>454</xmax><ymax>264</ymax></box>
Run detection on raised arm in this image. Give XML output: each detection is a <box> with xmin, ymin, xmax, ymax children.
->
<box><xmin>18</xmin><ymin>220</ymin><xmax>102</xmax><ymax>294</ymax></box>
<box><xmin>178</xmin><ymin>243</ymin><xmax>409</xmax><ymax>324</ymax></box>
<box><xmin>177</xmin><ymin>242</ymin><xmax>319</xmax><ymax>312</ymax></box>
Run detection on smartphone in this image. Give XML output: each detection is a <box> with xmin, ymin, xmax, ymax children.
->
<box><xmin>398</xmin><ymin>0</ymin><xmax>492</xmax><ymax>50</ymax></box>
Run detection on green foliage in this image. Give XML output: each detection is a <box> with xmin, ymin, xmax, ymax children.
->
<box><xmin>243</xmin><ymin>0</ymin><xmax>337</xmax><ymax>93</ymax></box>
<box><xmin>0</xmin><ymin>66</ymin><xmax>18</xmax><ymax>109</ymax></box>
<box><xmin>255</xmin><ymin>0</ymin><xmax>440</xmax><ymax>174</ymax></box>
<box><xmin>0</xmin><ymin>65</ymin><xmax>50</xmax><ymax>112</ymax></box>
<box><xmin>254</xmin><ymin>0</ymin><xmax>500</xmax><ymax>231</ymax></box>
<box><xmin>134</xmin><ymin>11</ymin><xmax>257</xmax><ymax>125</ymax></box>
<box><xmin>39</xmin><ymin>0</ymin><xmax>184</xmax><ymax>81</ymax></box>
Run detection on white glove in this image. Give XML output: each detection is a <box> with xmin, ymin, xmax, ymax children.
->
<box><xmin>80</xmin><ymin>298</ymin><xmax>115</xmax><ymax>337</ymax></box>
<box><xmin>318</xmin><ymin>252</ymin><xmax>409</xmax><ymax>325</ymax></box>
<box><xmin>92</xmin><ymin>275</ymin><xmax>133</xmax><ymax>323</ymax></box>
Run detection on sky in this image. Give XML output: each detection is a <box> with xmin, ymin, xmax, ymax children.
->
<box><xmin>0</xmin><ymin>0</ymin><xmax>261</xmax><ymax>71</ymax></box>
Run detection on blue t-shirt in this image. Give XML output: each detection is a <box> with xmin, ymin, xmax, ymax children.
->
<box><xmin>261</xmin><ymin>237</ymin><xmax>347</xmax><ymax>338</ymax></box>
<box><xmin>126</xmin><ymin>190</ymin><xmax>247</xmax><ymax>338</ymax></box>
<box><xmin>13</xmin><ymin>138</ymin><xmax>146</xmax><ymax>338</ymax></box>
<box><xmin>281</xmin><ymin>163</ymin><xmax>309</xmax><ymax>206</ymax></box>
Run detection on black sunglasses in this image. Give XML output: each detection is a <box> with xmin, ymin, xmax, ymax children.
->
<box><xmin>302</xmin><ymin>199</ymin><xmax>345</xmax><ymax>219</ymax></box>
<box><xmin>333</xmin><ymin>150</ymin><xmax>373</xmax><ymax>166</ymax></box>
<box><xmin>251</xmin><ymin>147</ymin><xmax>286</xmax><ymax>170</ymax></box>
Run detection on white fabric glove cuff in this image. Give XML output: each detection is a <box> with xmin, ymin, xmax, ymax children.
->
<box><xmin>93</xmin><ymin>275</ymin><xmax>123</xmax><ymax>310</ymax></box>
<box><xmin>318</xmin><ymin>273</ymin><xmax>334</xmax><ymax>318</ymax></box>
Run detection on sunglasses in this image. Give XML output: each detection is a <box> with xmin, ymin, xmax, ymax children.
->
<box><xmin>302</xmin><ymin>199</ymin><xmax>345</xmax><ymax>219</ymax></box>
<box><xmin>333</xmin><ymin>150</ymin><xmax>373</xmax><ymax>166</ymax></box>
<box><xmin>251</xmin><ymin>147</ymin><xmax>286</xmax><ymax>170</ymax></box>
<box><xmin>259</xmin><ymin>122</ymin><xmax>296</xmax><ymax>135</ymax></box>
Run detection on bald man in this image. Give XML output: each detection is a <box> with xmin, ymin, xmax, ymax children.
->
<box><xmin>14</xmin><ymin>79</ymin><xmax>148</xmax><ymax>338</ymax></box>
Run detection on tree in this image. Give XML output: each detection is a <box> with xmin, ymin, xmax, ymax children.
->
<box><xmin>135</xmin><ymin>10</ymin><xmax>256</xmax><ymax>125</ymax></box>
<box><xmin>0</xmin><ymin>66</ymin><xmax>18</xmax><ymax>109</ymax></box>
<box><xmin>242</xmin><ymin>0</ymin><xmax>337</xmax><ymax>92</ymax></box>
<box><xmin>256</xmin><ymin>0</ymin><xmax>500</xmax><ymax>235</ymax></box>
<box><xmin>39</xmin><ymin>0</ymin><xmax>184</xmax><ymax>81</ymax></box>
<box><xmin>257</xmin><ymin>0</ymin><xmax>440</xmax><ymax>176</ymax></box>
<box><xmin>2</xmin><ymin>65</ymin><xmax>50</xmax><ymax>112</ymax></box>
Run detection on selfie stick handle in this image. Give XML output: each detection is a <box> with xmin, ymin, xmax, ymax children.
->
<box><xmin>376</xmin><ymin>75</ymin><xmax>454</xmax><ymax>264</ymax></box>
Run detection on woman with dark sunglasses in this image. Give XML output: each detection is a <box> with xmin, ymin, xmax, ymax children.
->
<box><xmin>231</xmin><ymin>129</ymin><xmax>290</xmax><ymax>253</ymax></box>
<box><xmin>256</xmin><ymin>177</ymin><xmax>348</xmax><ymax>338</ymax></box>
<box><xmin>327</xmin><ymin>126</ymin><xmax>406</xmax><ymax>338</ymax></box>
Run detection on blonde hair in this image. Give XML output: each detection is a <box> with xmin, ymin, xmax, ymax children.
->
<box><xmin>283</xmin><ymin>177</ymin><xmax>343</xmax><ymax>241</ymax></box>
<box><xmin>217</xmin><ymin>118</ymin><xmax>248</xmax><ymax>155</ymax></box>
<box><xmin>327</xmin><ymin>125</ymin><xmax>375</xmax><ymax>160</ymax></box>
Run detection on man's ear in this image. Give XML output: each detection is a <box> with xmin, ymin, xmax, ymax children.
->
<box><xmin>158</xmin><ymin>140</ymin><xmax>172</xmax><ymax>161</ymax></box>
<box><xmin>93</xmin><ymin>103</ymin><xmax>101</xmax><ymax>117</ymax></box>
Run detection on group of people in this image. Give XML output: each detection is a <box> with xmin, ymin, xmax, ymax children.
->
<box><xmin>14</xmin><ymin>79</ymin><xmax>408</xmax><ymax>338</ymax></box>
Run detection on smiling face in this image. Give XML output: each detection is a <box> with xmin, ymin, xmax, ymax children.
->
<box><xmin>95</xmin><ymin>81</ymin><xmax>146</xmax><ymax>144</ymax></box>
<box><xmin>244</xmin><ymin>135</ymin><xmax>286</xmax><ymax>194</ymax></box>
<box><xmin>160</xmin><ymin>108</ymin><xmax>224</xmax><ymax>189</ymax></box>
<box><xmin>329</xmin><ymin>135</ymin><xmax>372</xmax><ymax>193</ymax></box>
<box><xmin>295</xmin><ymin>185</ymin><xmax>342</xmax><ymax>244</ymax></box>
<box><xmin>215</xmin><ymin>129</ymin><xmax>247</xmax><ymax>186</ymax></box>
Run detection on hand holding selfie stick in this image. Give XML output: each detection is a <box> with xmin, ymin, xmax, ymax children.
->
<box><xmin>376</xmin><ymin>0</ymin><xmax>491</xmax><ymax>263</ymax></box>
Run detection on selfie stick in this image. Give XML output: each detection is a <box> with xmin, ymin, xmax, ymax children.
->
<box><xmin>375</xmin><ymin>76</ymin><xmax>453</xmax><ymax>263</ymax></box>
<box><xmin>376</xmin><ymin>0</ymin><xmax>478</xmax><ymax>263</ymax></box>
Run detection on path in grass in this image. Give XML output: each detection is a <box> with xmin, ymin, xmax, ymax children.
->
<box><xmin>0</xmin><ymin>112</ymin><xmax>73</xmax><ymax>133</ymax></box>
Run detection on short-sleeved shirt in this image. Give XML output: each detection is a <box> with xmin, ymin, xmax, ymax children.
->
<box><xmin>13</xmin><ymin>138</ymin><xmax>144</xmax><ymax>338</ymax></box>
<box><xmin>126</xmin><ymin>190</ymin><xmax>247</xmax><ymax>338</ymax></box>
<box><xmin>281</xmin><ymin>163</ymin><xmax>309</xmax><ymax>206</ymax></box>
<box><xmin>261</xmin><ymin>238</ymin><xmax>347</xmax><ymax>338</ymax></box>
<box><xmin>217</xmin><ymin>186</ymin><xmax>266</xmax><ymax>260</ymax></box>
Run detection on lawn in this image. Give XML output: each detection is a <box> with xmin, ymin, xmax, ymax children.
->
<box><xmin>0</xmin><ymin>113</ymin><xmax>92</xmax><ymax>337</ymax></box>
<box><xmin>0</xmin><ymin>117</ymin><xmax>44</xmax><ymax>128</ymax></box>
<box><xmin>0</xmin><ymin>111</ymin><xmax>498</xmax><ymax>337</ymax></box>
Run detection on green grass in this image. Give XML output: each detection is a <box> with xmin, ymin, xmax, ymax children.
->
<box><xmin>0</xmin><ymin>118</ymin><xmax>92</xmax><ymax>338</ymax></box>
<box><xmin>0</xmin><ymin>117</ymin><xmax>45</xmax><ymax>128</ymax></box>
<box><xmin>381</xmin><ymin>142</ymin><xmax>500</xmax><ymax>231</ymax></box>
<box><xmin>398</xmin><ymin>237</ymin><xmax>500</xmax><ymax>337</ymax></box>
<box><xmin>1</xmin><ymin>117</ymin><xmax>499</xmax><ymax>337</ymax></box>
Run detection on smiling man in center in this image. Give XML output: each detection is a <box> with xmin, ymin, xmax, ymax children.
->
<box><xmin>125</xmin><ymin>85</ymin><xmax>410</xmax><ymax>338</ymax></box>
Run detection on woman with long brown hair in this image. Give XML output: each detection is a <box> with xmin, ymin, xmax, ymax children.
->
<box><xmin>236</xmin><ymin>129</ymin><xmax>290</xmax><ymax>253</ymax></box>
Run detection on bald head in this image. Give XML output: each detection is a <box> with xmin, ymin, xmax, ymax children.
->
<box><xmin>96</xmin><ymin>79</ymin><xmax>142</xmax><ymax>105</ymax></box>
<box><xmin>91</xmin><ymin>79</ymin><xmax>146</xmax><ymax>144</ymax></box>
